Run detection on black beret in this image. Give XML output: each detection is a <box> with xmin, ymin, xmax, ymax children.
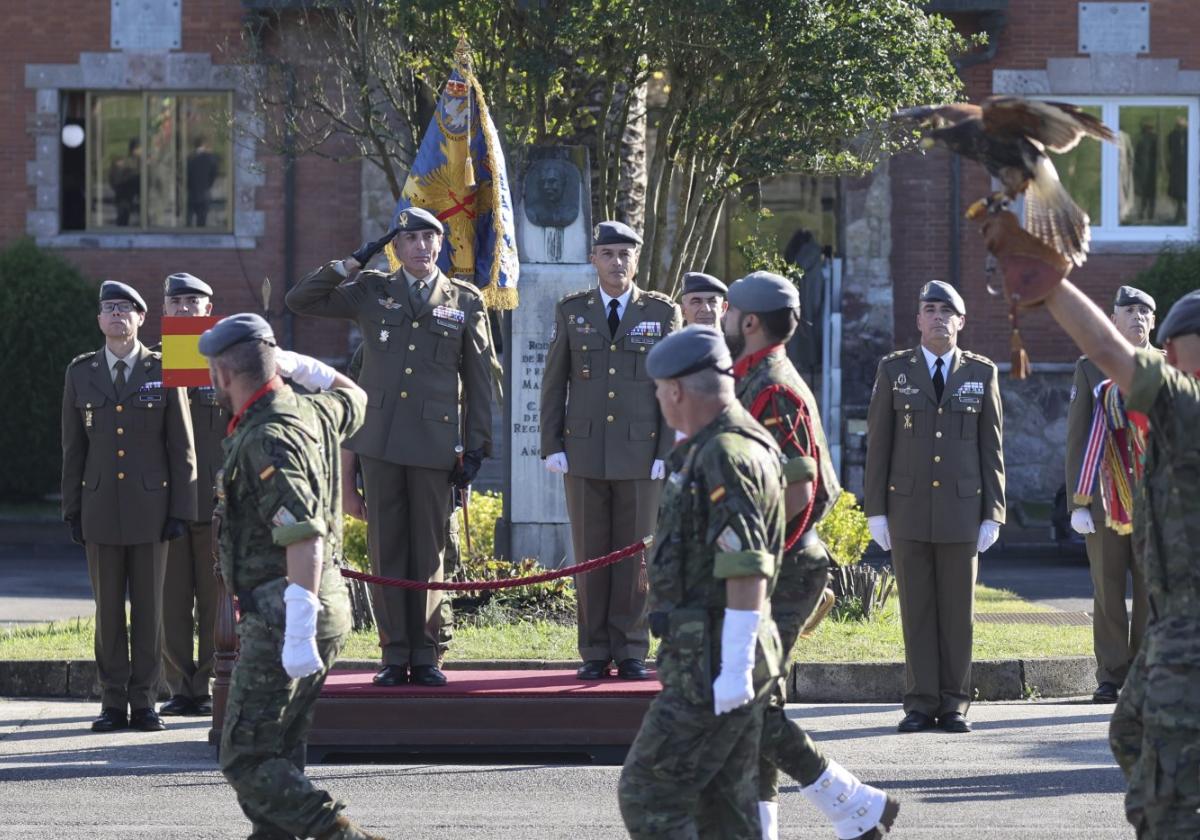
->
<box><xmin>1157</xmin><ymin>290</ymin><xmax>1200</xmax><ymax>341</ymax></box>
<box><xmin>682</xmin><ymin>272</ymin><xmax>728</xmax><ymax>297</ymax></box>
<box><xmin>164</xmin><ymin>272</ymin><xmax>214</xmax><ymax>298</ymax></box>
<box><xmin>99</xmin><ymin>280</ymin><xmax>147</xmax><ymax>313</ymax></box>
<box><xmin>392</xmin><ymin>206</ymin><xmax>445</xmax><ymax>235</ymax></box>
<box><xmin>198</xmin><ymin>313</ymin><xmax>276</xmax><ymax>358</ymax></box>
<box><xmin>1114</xmin><ymin>285</ymin><xmax>1156</xmax><ymax>312</ymax></box>
<box><xmin>593</xmin><ymin>220</ymin><xmax>642</xmax><ymax>247</ymax></box>
<box><xmin>646</xmin><ymin>324</ymin><xmax>733</xmax><ymax>379</ymax></box>
<box><xmin>727</xmin><ymin>271</ymin><xmax>799</xmax><ymax>313</ymax></box>
<box><xmin>919</xmin><ymin>280</ymin><xmax>965</xmax><ymax>316</ymax></box>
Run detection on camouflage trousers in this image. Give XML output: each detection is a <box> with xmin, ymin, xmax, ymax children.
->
<box><xmin>620</xmin><ymin>687</ymin><xmax>766</xmax><ymax>839</ymax></box>
<box><xmin>1109</xmin><ymin>645</ymin><xmax>1200</xmax><ymax>838</ymax></box>
<box><xmin>759</xmin><ymin>542</ymin><xmax>832</xmax><ymax>800</ymax></box>
<box><xmin>220</xmin><ymin>614</ymin><xmax>346</xmax><ymax>840</ymax></box>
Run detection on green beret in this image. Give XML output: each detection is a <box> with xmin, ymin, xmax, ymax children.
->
<box><xmin>593</xmin><ymin>220</ymin><xmax>642</xmax><ymax>247</ymax></box>
<box><xmin>1157</xmin><ymin>290</ymin><xmax>1200</xmax><ymax>341</ymax></box>
<box><xmin>727</xmin><ymin>271</ymin><xmax>799</xmax><ymax>313</ymax></box>
<box><xmin>919</xmin><ymin>280</ymin><xmax>965</xmax><ymax>316</ymax></box>
<box><xmin>198</xmin><ymin>313</ymin><xmax>276</xmax><ymax>357</ymax></box>
<box><xmin>392</xmin><ymin>206</ymin><xmax>444</xmax><ymax>235</ymax></box>
<box><xmin>646</xmin><ymin>325</ymin><xmax>732</xmax><ymax>379</ymax></box>
<box><xmin>164</xmin><ymin>272</ymin><xmax>214</xmax><ymax>298</ymax></box>
<box><xmin>1114</xmin><ymin>285</ymin><xmax>1155</xmax><ymax>312</ymax></box>
<box><xmin>682</xmin><ymin>272</ymin><xmax>728</xmax><ymax>297</ymax></box>
<box><xmin>99</xmin><ymin>280</ymin><xmax>147</xmax><ymax>313</ymax></box>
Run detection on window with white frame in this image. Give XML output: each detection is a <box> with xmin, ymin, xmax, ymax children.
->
<box><xmin>1042</xmin><ymin>97</ymin><xmax>1198</xmax><ymax>243</ymax></box>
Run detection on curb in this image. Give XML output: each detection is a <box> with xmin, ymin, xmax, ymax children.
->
<box><xmin>0</xmin><ymin>656</ymin><xmax>1096</xmax><ymax>703</ymax></box>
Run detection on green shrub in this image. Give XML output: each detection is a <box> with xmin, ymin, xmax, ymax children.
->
<box><xmin>0</xmin><ymin>239</ymin><xmax>97</xmax><ymax>501</ymax></box>
<box><xmin>1133</xmin><ymin>244</ymin><xmax>1200</xmax><ymax>338</ymax></box>
<box><xmin>816</xmin><ymin>490</ymin><xmax>871</xmax><ymax>566</ymax></box>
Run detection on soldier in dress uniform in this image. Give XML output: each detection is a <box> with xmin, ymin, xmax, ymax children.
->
<box><xmin>1034</xmin><ymin>281</ymin><xmax>1200</xmax><ymax>837</ymax></box>
<box><xmin>156</xmin><ymin>272</ymin><xmax>225</xmax><ymax>718</ymax></box>
<box><xmin>1065</xmin><ymin>285</ymin><xmax>1156</xmax><ymax>704</ymax></box>
<box><xmin>540</xmin><ymin>220</ymin><xmax>682</xmax><ymax>680</ymax></box>
<box><xmin>61</xmin><ymin>281</ymin><xmax>197</xmax><ymax>733</ymax></box>
<box><xmin>725</xmin><ymin>272</ymin><xmax>897</xmax><ymax>839</ymax></box>
<box><xmin>201</xmin><ymin>314</ymin><xmax>383</xmax><ymax>840</ymax></box>
<box><xmin>286</xmin><ymin>207</ymin><xmax>493</xmax><ymax>687</ymax></box>
<box><xmin>864</xmin><ymin>281</ymin><xmax>1005</xmax><ymax>734</ymax></box>
<box><xmin>618</xmin><ymin>326</ymin><xmax>784</xmax><ymax>839</ymax></box>
<box><xmin>680</xmin><ymin>271</ymin><xmax>729</xmax><ymax>327</ymax></box>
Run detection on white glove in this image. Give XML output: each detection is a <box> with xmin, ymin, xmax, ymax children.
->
<box><xmin>977</xmin><ymin>519</ymin><xmax>1001</xmax><ymax>553</ymax></box>
<box><xmin>275</xmin><ymin>350</ymin><xmax>336</xmax><ymax>392</ymax></box>
<box><xmin>713</xmin><ymin>608</ymin><xmax>759</xmax><ymax>716</ymax></box>
<box><xmin>281</xmin><ymin>583</ymin><xmax>323</xmax><ymax>680</ymax></box>
<box><xmin>867</xmin><ymin>515</ymin><xmax>891</xmax><ymax>552</ymax></box>
<box><xmin>544</xmin><ymin>452</ymin><xmax>569</xmax><ymax>474</ymax></box>
<box><xmin>1070</xmin><ymin>508</ymin><xmax>1096</xmax><ymax>535</ymax></box>
<box><xmin>650</xmin><ymin>459</ymin><xmax>666</xmax><ymax>480</ymax></box>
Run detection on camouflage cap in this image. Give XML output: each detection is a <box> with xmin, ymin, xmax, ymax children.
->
<box><xmin>99</xmin><ymin>280</ymin><xmax>147</xmax><ymax>313</ymax></box>
<box><xmin>1114</xmin><ymin>285</ymin><xmax>1156</xmax><ymax>311</ymax></box>
<box><xmin>1157</xmin><ymin>289</ymin><xmax>1200</xmax><ymax>341</ymax></box>
<box><xmin>164</xmin><ymin>272</ymin><xmax>214</xmax><ymax>298</ymax></box>
<box><xmin>593</xmin><ymin>220</ymin><xmax>642</xmax><ymax>247</ymax></box>
<box><xmin>646</xmin><ymin>324</ymin><xmax>733</xmax><ymax>379</ymax></box>
<box><xmin>391</xmin><ymin>205</ymin><xmax>444</xmax><ymax>235</ymax></box>
<box><xmin>919</xmin><ymin>280</ymin><xmax>965</xmax><ymax>316</ymax></box>
<box><xmin>682</xmin><ymin>272</ymin><xmax>728</xmax><ymax>297</ymax></box>
<box><xmin>198</xmin><ymin>313</ymin><xmax>276</xmax><ymax>357</ymax></box>
<box><xmin>727</xmin><ymin>270</ymin><xmax>799</xmax><ymax>313</ymax></box>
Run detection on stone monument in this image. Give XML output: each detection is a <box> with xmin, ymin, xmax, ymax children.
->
<box><xmin>506</xmin><ymin>147</ymin><xmax>593</xmax><ymax>566</ymax></box>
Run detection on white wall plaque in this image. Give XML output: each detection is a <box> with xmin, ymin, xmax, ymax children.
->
<box><xmin>1078</xmin><ymin>3</ymin><xmax>1149</xmax><ymax>55</ymax></box>
<box><xmin>112</xmin><ymin>0</ymin><xmax>182</xmax><ymax>51</ymax></box>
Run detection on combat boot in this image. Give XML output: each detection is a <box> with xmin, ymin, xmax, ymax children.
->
<box><xmin>314</xmin><ymin>815</ymin><xmax>387</xmax><ymax>840</ymax></box>
<box><xmin>800</xmin><ymin>760</ymin><xmax>900</xmax><ymax>839</ymax></box>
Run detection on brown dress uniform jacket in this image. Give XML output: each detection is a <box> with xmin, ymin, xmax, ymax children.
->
<box><xmin>285</xmin><ymin>263</ymin><xmax>493</xmax><ymax>468</ymax></box>
<box><xmin>539</xmin><ymin>286</ymin><xmax>681</xmax><ymax>477</ymax></box>
<box><xmin>61</xmin><ymin>344</ymin><xmax>197</xmax><ymax>544</ymax></box>
<box><xmin>864</xmin><ymin>347</ymin><xmax>1005</xmax><ymax>541</ymax></box>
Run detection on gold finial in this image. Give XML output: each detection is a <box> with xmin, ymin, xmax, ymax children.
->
<box><xmin>454</xmin><ymin>35</ymin><xmax>472</xmax><ymax>72</ymax></box>
<box><xmin>261</xmin><ymin>276</ymin><xmax>271</xmax><ymax>313</ymax></box>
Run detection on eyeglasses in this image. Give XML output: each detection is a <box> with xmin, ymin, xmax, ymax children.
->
<box><xmin>100</xmin><ymin>302</ymin><xmax>137</xmax><ymax>314</ymax></box>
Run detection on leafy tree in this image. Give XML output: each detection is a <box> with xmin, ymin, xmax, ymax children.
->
<box><xmin>1132</xmin><ymin>244</ymin><xmax>1200</xmax><ymax>342</ymax></box>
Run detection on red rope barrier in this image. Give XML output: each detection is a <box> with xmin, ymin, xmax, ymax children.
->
<box><xmin>340</xmin><ymin>536</ymin><xmax>653</xmax><ymax>591</ymax></box>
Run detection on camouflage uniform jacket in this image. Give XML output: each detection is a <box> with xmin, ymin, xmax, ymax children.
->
<box><xmin>1124</xmin><ymin>349</ymin><xmax>1200</xmax><ymax>660</ymax></box>
<box><xmin>215</xmin><ymin>381</ymin><xmax>365</xmax><ymax>639</ymax></box>
<box><xmin>649</xmin><ymin>403</ymin><xmax>786</xmax><ymax>705</ymax></box>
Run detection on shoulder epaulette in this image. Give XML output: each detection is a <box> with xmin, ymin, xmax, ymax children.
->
<box><xmin>559</xmin><ymin>289</ymin><xmax>591</xmax><ymax>304</ymax></box>
<box><xmin>448</xmin><ymin>276</ymin><xmax>483</xmax><ymax>298</ymax></box>
<box><xmin>641</xmin><ymin>290</ymin><xmax>675</xmax><ymax>305</ymax></box>
<box><xmin>961</xmin><ymin>350</ymin><xmax>996</xmax><ymax>367</ymax></box>
<box><xmin>882</xmin><ymin>349</ymin><xmax>910</xmax><ymax>362</ymax></box>
<box><xmin>68</xmin><ymin>350</ymin><xmax>98</xmax><ymax>367</ymax></box>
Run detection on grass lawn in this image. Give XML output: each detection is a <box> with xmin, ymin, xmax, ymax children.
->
<box><xmin>0</xmin><ymin>584</ymin><xmax>1091</xmax><ymax>664</ymax></box>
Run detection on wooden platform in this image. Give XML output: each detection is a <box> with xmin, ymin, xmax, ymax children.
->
<box><xmin>212</xmin><ymin>669</ymin><xmax>660</xmax><ymax>765</ymax></box>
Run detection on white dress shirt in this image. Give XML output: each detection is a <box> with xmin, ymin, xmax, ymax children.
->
<box><xmin>104</xmin><ymin>345</ymin><xmax>140</xmax><ymax>384</ymax></box>
<box><xmin>920</xmin><ymin>345</ymin><xmax>956</xmax><ymax>381</ymax></box>
<box><xmin>598</xmin><ymin>286</ymin><xmax>633</xmax><ymax>323</ymax></box>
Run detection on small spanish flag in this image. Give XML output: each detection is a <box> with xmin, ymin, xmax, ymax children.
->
<box><xmin>162</xmin><ymin>316</ymin><xmax>220</xmax><ymax>387</ymax></box>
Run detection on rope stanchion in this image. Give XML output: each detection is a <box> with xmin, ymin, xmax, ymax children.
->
<box><xmin>340</xmin><ymin>536</ymin><xmax>653</xmax><ymax>591</ymax></box>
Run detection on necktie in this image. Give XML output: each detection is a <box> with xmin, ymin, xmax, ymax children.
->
<box><xmin>933</xmin><ymin>357</ymin><xmax>945</xmax><ymax>403</ymax></box>
<box><xmin>608</xmin><ymin>299</ymin><xmax>621</xmax><ymax>337</ymax></box>
<box><xmin>113</xmin><ymin>359</ymin><xmax>127</xmax><ymax>394</ymax></box>
<box><xmin>410</xmin><ymin>278</ymin><xmax>426</xmax><ymax>310</ymax></box>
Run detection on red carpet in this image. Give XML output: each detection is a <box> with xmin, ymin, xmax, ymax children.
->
<box><xmin>321</xmin><ymin>669</ymin><xmax>661</xmax><ymax>699</ymax></box>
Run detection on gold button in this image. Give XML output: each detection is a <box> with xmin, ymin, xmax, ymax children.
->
<box><xmin>904</xmin><ymin>404</ymin><xmax>910</xmax><ymax>410</ymax></box>
<box><xmin>933</xmin><ymin>455</ymin><xmax>941</xmax><ymax>463</ymax></box>
<box><xmin>607</xmin><ymin>415</ymin><xmax>615</xmax><ymax>423</ymax></box>
<box><xmin>566</xmin><ymin>429</ymin><xmax>571</xmax><ymax>436</ymax></box>
<box><xmin>938</xmin><ymin>407</ymin><xmax>944</xmax><ymax>415</ymax></box>
<box><xmin>935</xmin><ymin>431</ymin><xmax>942</xmax><ymax>438</ymax></box>
<box><xmin>81</xmin><ymin>480</ymin><xmax>86</xmax><ymax>487</ymax></box>
<box><xmin>118</xmin><ymin>450</ymin><xmax>125</xmax><ymax>458</ymax></box>
<box><xmin>86</xmin><ymin>403</ymin><xmax>92</xmax><ymax>409</ymax></box>
<box><xmin>405</xmin><ymin>367</ymin><xmax>412</xmax><ymax>375</ymax></box>
<box><xmin>117</xmin><ymin>427</ymin><xmax>124</xmax><ymax>436</ymax></box>
<box><xmin>650</xmin><ymin>431</ymin><xmax>656</xmax><ymax>438</ymax></box>
<box><xmin>608</xmin><ymin>368</ymin><xmax>616</xmax><ymax>375</ymax></box>
<box><xmin>443</xmin><ymin>415</ymin><xmax>449</xmax><ymax>421</ymax></box>
<box><xmin>932</xmin><ymin>480</ymin><xmax>940</xmax><ymax>488</ymax></box>
<box><xmin>162</xmin><ymin>481</ymin><xmax>168</xmax><ymax>487</ymax></box>
<box><xmin>117</xmin><ymin>472</ymin><xmax>125</xmax><ymax>480</ymax></box>
<box><xmin>608</xmin><ymin>391</ymin><xmax>616</xmax><ymax>399</ymax></box>
<box><xmin>889</xmin><ymin>485</ymin><xmax>896</xmax><ymax>491</ymax></box>
<box><xmin>443</xmin><ymin>331</ymin><xmax>449</xmax><ymax>336</ymax></box>
<box><xmin>582</xmin><ymin>345</ymin><xmax>588</xmax><ymax>351</ymax></box>
<box><xmin>977</xmin><ymin>489</ymin><xmax>982</xmax><ymax>495</ymax></box>
<box><xmin>409</xmin><ymin>344</ymin><xmax>416</xmax><ymax>351</ymax></box>
<box><xmin>116</xmin><ymin>405</ymin><xmax>124</xmax><ymax>413</ymax></box>
<box><xmin>413</xmin><ymin>321</ymin><xmax>420</xmax><ymax>328</ymax></box>
<box><xmin>400</xmin><ymin>391</ymin><xmax>408</xmax><ymax>399</ymax></box>
<box><xmin>610</xmin><ymin>344</ymin><xmax>616</xmax><ymax>351</ymax></box>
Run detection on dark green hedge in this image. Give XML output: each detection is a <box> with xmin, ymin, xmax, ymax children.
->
<box><xmin>0</xmin><ymin>239</ymin><xmax>97</xmax><ymax>501</ymax></box>
<box><xmin>1133</xmin><ymin>244</ymin><xmax>1200</xmax><ymax>343</ymax></box>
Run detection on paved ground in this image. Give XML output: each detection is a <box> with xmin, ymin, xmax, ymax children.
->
<box><xmin>0</xmin><ymin>697</ymin><xmax>1130</xmax><ymax>838</ymax></box>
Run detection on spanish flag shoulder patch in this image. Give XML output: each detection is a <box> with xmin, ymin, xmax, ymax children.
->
<box><xmin>709</xmin><ymin>485</ymin><xmax>726</xmax><ymax>503</ymax></box>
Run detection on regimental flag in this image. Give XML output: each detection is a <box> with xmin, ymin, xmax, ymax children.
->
<box><xmin>162</xmin><ymin>316</ymin><xmax>220</xmax><ymax>387</ymax></box>
<box><xmin>386</xmin><ymin>42</ymin><xmax>519</xmax><ymax>310</ymax></box>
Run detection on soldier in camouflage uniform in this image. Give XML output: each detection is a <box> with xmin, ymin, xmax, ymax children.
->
<box><xmin>201</xmin><ymin>314</ymin><xmax>384</xmax><ymax>840</ymax></box>
<box><xmin>1038</xmin><ymin>280</ymin><xmax>1200</xmax><ymax>837</ymax></box>
<box><xmin>618</xmin><ymin>325</ymin><xmax>784</xmax><ymax>839</ymax></box>
<box><xmin>725</xmin><ymin>272</ymin><xmax>898</xmax><ymax>840</ymax></box>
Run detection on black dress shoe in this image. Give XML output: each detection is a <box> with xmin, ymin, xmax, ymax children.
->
<box><xmin>896</xmin><ymin>710</ymin><xmax>935</xmax><ymax>733</ymax></box>
<box><xmin>158</xmin><ymin>695</ymin><xmax>194</xmax><ymax>716</ymax></box>
<box><xmin>191</xmin><ymin>696</ymin><xmax>213</xmax><ymax>716</ymax></box>
<box><xmin>937</xmin><ymin>712</ymin><xmax>971</xmax><ymax>733</ymax></box>
<box><xmin>1093</xmin><ymin>681</ymin><xmax>1120</xmax><ymax>703</ymax></box>
<box><xmin>409</xmin><ymin>665</ymin><xmax>448</xmax><ymax>687</ymax></box>
<box><xmin>91</xmin><ymin>707</ymin><xmax>128</xmax><ymax>733</ymax></box>
<box><xmin>576</xmin><ymin>660</ymin><xmax>611</xmax><ymax>680</ymax></box>
<box><xmin>616</xmin><ymin>659</ymin><xmax>651</xmax><ymax>680</ymax></box>
<box><xmin>130</xmin><ymin>708</ymin><xmax>166</xmax><ymax>732</ymax></box>
<box><xmin>372</xmin><ymin>665</ymin><xmax>408</xmax><ymax>686</ymax></box>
